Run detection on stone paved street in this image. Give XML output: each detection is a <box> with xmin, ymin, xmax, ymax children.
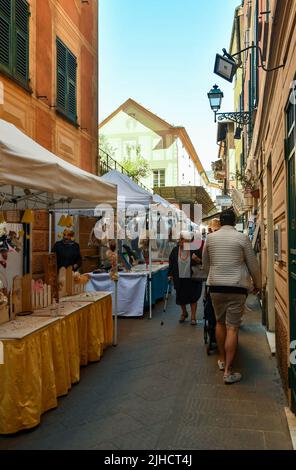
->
<box><xmin>0</xmin><ymin>294</ymin><xmax>293</xmax><ymax>450</ymax></box>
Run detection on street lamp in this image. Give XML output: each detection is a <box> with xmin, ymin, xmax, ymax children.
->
<box><xmin>207</xmin><ymin>84</ymin><xmax>224</xmax><ymax>113</ymax></box>
<box><xmin>214</xmin><ymin>47</ymin><xmax>285</xmax><ymax>83</ymax></box>
<box><xmin>207</xmin><ymin>84</ymin><xmax>251</xmax><ymax>125</ymax></box>
<box><xmin>214</xmin><ymin>52</ymin><xmax>238</xmax><ymax>83</ymax></box>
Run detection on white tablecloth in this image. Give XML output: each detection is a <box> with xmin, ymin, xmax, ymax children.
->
<box><xmin>86</xmin><ymin>272</ymin><xmax>147</xmax><ymax>317</ymax></box>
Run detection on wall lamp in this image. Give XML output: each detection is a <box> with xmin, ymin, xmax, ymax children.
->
<box><xmin>207</xmin><ymin>84</ymin><xmax>251</xmax><ymax>125</ymax></box>
<box><xmin>214</xmin><ymin>46</ymin><xmax>285</xmax><ymax>83</ymax></box>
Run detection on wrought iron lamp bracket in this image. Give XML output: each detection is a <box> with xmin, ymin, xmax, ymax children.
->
<box><xmin>215</xmin><ymin>111</ymin><xmax>251</xmax><ymax>125</ymax></box>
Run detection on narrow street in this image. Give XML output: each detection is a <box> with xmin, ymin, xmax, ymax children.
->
<box><xmin>0</xmin><ymin>294</ymin><xmax>292</xmax><ymax>450</ymax></box>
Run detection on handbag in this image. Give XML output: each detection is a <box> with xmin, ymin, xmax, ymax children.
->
<box><xmin>191</xmin><ymin>263</ymin><xmax>208</xmax><ymax>281</ymax></box>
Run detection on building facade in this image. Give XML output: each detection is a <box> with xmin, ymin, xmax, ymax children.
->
<box><xmin>0</xmin><ymin>0</ymin><xmax>99</xmax><ymax>276</ymax></box>
<box><xmin>222</xmin><ymin>0</ymin><xmax>296</xmax><ymax>412</ymax></box>
<box><xmin>99</xmin><ymin>98</ymin><xmax>219</xmax><ymax>203</ymax></box>
<box><xmin>247</xmin><ymin>0</ymin><xmax>296</xmax><ymax>412</ymax></box>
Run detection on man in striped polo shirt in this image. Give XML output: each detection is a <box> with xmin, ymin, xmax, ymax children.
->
<box><xmin>202</xmin><ymin>209</ymin><xmax>261</xmax><ymax>384</ymax></box>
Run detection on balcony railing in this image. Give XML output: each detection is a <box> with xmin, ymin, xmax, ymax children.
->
<box><xmin>98</xmin><ymin>147</ymin><xmax>151</xmax><ymax>193</ymax></box>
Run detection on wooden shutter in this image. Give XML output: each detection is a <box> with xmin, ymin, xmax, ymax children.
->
<box><xmin>14</xmin><ymin>0</ymin><xmax>29</xmax><ymax>83</ymax></box>
<box><xmin>0</xmin><ymin>0</ymin><xmax>12</xmax><ymax>72</ymax></box>
<box><xmin>66</xmin><ymin>49</ymin><xmax>77</xmax><ymax>122</ymax></box>
<box><xmin>56</xmin><ymin>38</ymin><xmax>67</xmax><ymax>113</ymax></box>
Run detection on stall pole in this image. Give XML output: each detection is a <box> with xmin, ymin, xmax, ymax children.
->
<box><xmin>113</xmin><ymin>278</ymin><xmax>118</xmax><ymax>346</ymax></box>
<box><xmin>148</xmin><ymin>208</ymin><xmax>152</xmax><ymax>319</ymax></box>
<box><xmin>48</xmin><ymin>211</ymin><xmax>52</xmax><ymax>253</ymax></box>
<box><xmin>113</xmin><ymin>207</ymin><xmax>118</xmax><ymax>346</ymax></box>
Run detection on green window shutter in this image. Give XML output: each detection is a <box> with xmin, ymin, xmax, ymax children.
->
<box><xmin>56</xmin><ymin>38</ymin><xmax>67</xmax><ymax>113</ymax></box>
<box><xmin>14</xmin><ymin>0</ymin><xmax>29</xmax><ymax>83</ymax></box>
<box><xmin>0</xmin><ymin>0</ymin><xmax>12</xmax><ymax>72</ymax></box>
<box><xmin>56</xmin><ymin>38</ymin><xmax>77</xmax><ymax>123</ymax></box>
<box><xmin>66</xmin><ymin>50</ymin><xmax>77</xmax><ymax>122</ymax></box>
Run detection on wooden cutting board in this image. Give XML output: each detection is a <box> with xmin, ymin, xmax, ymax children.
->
<box><xmin>66</xmin><ymin>266</ymin><xmax>73</xmax><ymax>296</ymax></box>
<box><xmin>21</xmin><ymin>274</ymin><xmax>32</xmax><ymax>314</ymax></box>
<box><xmin>12</xmin><ymin>275</ymin><xmax>22</xmax><ymax>317</ymax></box>
<box><xmin>43</xmin><ymin>254</ymin><xmax>58</xmax><ymax>301</ymax></box>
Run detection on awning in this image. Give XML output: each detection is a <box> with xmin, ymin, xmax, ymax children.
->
<box><xmin>231</xmin><ymin>188</ymin><xmax>249</xmax><ymax>215</ymax></box>
<box><xmin>202</xmin><ymin>211</ymin><xmax>221</xmax><ymax>222</ymax></box>
<box><xmin>0</xmin><ymin>119</ymin><xmax>117</xmax><ymax>210</ymax></box>
<box><xmin>153</xmin><ymin>186</ymin><xmax>215</xmax><ymax>216</ymax></box>
<box><xmin>101</xmin><ymin>170</ymin><xmax>153</xmax><ymax>207</ymax></box>
<box><xmin>152</xmin><ymin>193</ymin><xmax>178</xmax><ymax>215</ymax></box>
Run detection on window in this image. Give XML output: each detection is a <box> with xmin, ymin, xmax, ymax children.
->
<box><xmin>126</xmin><ymin>116</ymin><xmax>136</xmax><ymax>130</ymax></box>
<box><xmin>153</xmin><ymin>169</ymin><xmax>165</xmax><ymax>187</ymax></box>
<box><xmin>56</xmin><ymin>38</ymin><xmax>77</xmax><ymax>124</ymax></box>
<box><xmin>286</xmin><ymin>99</ymin><xmax>296</xmax><ymax>158</ymax></box>
<box><xmin>0</xmin><ymin>0</ymin><xmax>29</xmax><ymax>86</ymax></box>
<box><xmin>123</xmin><ymin>141</ymin><xmax>137</xmax><ymax>159</ymax></box>
<box><xmin>253</xmin><ymin>0</ymin><xmax>259</xmax><ymax>106</ymax></box>
<box><xmin>266</xmin><ymin>0</ymin><xmax>270</xmax><ymax>22</ymax></box>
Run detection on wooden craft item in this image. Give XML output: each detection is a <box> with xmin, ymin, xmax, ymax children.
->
<box><xmin>0</xmin><ymin>303</ymin><xmax>9</xmax><ymax>325</ymax></box>
<box><xmin>43</xmin><ymin>254</ymin><xmax>58</xmax><ymax>301</ymax></box>
<box><xmin>43</xmin><ymin>285</ymin><xmax>48</xmax><ymax>308</ymax></box>
<box><xmin>12</xmin><ymin>275</ymin><xmax>22</xmax><ymax>316</ymax></box>
<box><xmin>58</xmin><ymin>267</ymin><xmax>67</xmax><ymax>299</ymax></box>
<box><xmin>20</xmin><ymin>274</ymin><xmax>32</xmax><ymax>314</ymax></box>
<box><xmin>66</xmin><ymin>266</ymin><xmax>73</xmax><ymax>296</ymax></box>
<box><xmin>31</xmin><ymin>279</ymin><xmax>36</xmax><ymax>310</ymax></box>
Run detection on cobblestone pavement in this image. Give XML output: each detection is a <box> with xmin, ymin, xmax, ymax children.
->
<box><xmin>0</xmin><ymin>293</ymin><xmax>293</xmax><ymax>450</ymax></box>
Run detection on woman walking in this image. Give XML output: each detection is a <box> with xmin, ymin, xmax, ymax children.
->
<box><xmin>169</xmin><ymin>231</ymin><xmax>203</xmax><ymax>325</ymax></box>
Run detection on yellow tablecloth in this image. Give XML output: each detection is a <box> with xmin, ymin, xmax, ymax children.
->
<box><xmin>0</xmin><ymin>295</ymin><xmax>113</xmax><ymax>434</ymax></box>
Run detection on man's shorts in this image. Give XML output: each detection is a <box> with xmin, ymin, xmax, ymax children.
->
<box><xmin>210</xmin><ymin>293</ymin><xmax>247</xmax><ymax>327</ymax></box>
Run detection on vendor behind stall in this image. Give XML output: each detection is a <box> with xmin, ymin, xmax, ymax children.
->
<box><xmin>52</xmin><ymin>229</ymin><xmax>82</xmax><ymax>271</ymax></box>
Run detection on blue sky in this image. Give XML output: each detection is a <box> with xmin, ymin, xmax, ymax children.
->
<box><xmin>99</xmin><ymin>0</ymin><xmax>240</xmax><ymax>170</ymax></box>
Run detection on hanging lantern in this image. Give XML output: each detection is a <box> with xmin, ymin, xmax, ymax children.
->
<box><xmin>58</xmin><ymin>214</ymin><xmax>67</xmax><ymax>227</ymax></box>
<box><xmin>21</xmin><ymin>209</ymin><xmax>34</xmax><ymax>224</ymax></box>
<box><xmin>65</xmin><ymin>215</ymin><xmax>73</xmax><ymax>227</ymax></box>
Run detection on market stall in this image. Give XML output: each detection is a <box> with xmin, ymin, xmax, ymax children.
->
<box><xmin>98</xmin><ymin>170</ymin><xmax>175</xmax><ymax>315</ymax></box>
<box><xmin>86</xmin><ymin>263</ymin><xmax>169</xmax><ymax>317</ymax></box>
<box><xmin>100</xmin><ymin>170</ymin><xmax>158</xmax><ymax>317</ymax></box>
<box><xmin>0</xmin><ymin>293</ymin><xmax>112</xmax><ymax>434</ymax></box>
<box><xmin>0</xmin><ymin>119</ymin><xmax>117</xmax><ymax>434</ymax></box>
<box><xmin>0</xmin><ymin>119</ymin><xmax>116</xmax><ymax>210</ymax></box>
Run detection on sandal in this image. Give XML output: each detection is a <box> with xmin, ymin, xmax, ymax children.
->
<box><xmin>190</xmin><ymin>319</ymin><xmax>197</xmax><ymax>325</ymax></box>
<box><xmin>218</xmin><ymin>360</ymin><xmax>225</xmax><ymax>371</ymax></box>
<box><xmin>224</xmin><ymin>372</ymin><xmax>242</xmax><ymax>385</ymax></box>
<box><xmin>179</xmin><ymin>311</ymin><xmax>188</xmax><ymax>323</ymax></box>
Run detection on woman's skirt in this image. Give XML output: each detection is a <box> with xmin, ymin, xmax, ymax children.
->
<box><xmin>175</xmin><ymin>278</ymin><xmax>203</xmax><ymax>305</ymax></box>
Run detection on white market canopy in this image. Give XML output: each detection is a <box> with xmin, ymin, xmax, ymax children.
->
<box><xmin>0</xmin><ymin>119</ymin><xmax>117</xmax><ymax>210</ymax></box>
<box><xmin>152</xmin><ymin>193</ymin><xmax>170</xmax><ymax>207</ymax></box>
<box><xmin>152</xmin><ymin>193</ymin><xmax>176</xmax><ymax>210</ymax></box>
<box><xmin>101</xmin><ymin>170</ymin><xmax>153</xmax><ymax>208</ymax></box>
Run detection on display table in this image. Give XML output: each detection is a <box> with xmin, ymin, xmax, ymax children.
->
<box><xmin>86</xmin><ymin>264</ymin><xmax>169</xmax><ymax>317</ymax></box>
<box><xmin>0</xmin><ymin>293</ymin><xmax>112</xmax><ymax>434</ymax></box>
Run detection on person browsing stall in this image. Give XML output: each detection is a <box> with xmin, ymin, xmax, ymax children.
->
<box><xmin>169</xmin><ymin>231</ymin><xmax>203</xmax><ymax>325</ymax></box>
<box><xmin>52</xmin><ymin>229</ymin><xmax>82</xmax><ymax>271</ymax></box>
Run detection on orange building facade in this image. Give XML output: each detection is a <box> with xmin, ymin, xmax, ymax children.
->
<box><xmin>226</xmin><ymin>0</ymin><xmax>296</xmax><ymax>412</ymax></box>
<box><xmin>0</xmin><ymin>0</ymin><xmax>98</xmax><ymax>277</ymax></box>
<box><xmin>0</xmin><ymin>0</ymin><xmax>98</xmax><ymax>173</ymax></box>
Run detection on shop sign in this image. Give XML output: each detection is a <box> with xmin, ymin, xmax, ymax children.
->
<box><xmin>216</xmin><ymin>196</ymin><xmax>232</xmax><ymax>207</ymax></box>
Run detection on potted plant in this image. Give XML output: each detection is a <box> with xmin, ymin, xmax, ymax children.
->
<box><xmin>235</xmin><ymin>170</ymin><xmax>259</xmax><ymax>198</ymax></box>
<box><xmin>251</xmin><ymin>188</ymin><xmax>260</xmax><ymax>199</ymax></box>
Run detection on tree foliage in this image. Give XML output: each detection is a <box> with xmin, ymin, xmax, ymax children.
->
<box><xmin>122</xmin><ymin>145</ymin><xmax>150</xmax><ymax>180</ymax></box>
<box><xmin>99</xmin><ymin>134</ymin><xmax>116</xmax><ymax>157</ymax></box>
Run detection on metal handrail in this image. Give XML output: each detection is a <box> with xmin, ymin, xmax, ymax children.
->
<box><xmin>98</xmin><ymin>147</ymin><xmax>152</xmax><ymax>193</ymax></box>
